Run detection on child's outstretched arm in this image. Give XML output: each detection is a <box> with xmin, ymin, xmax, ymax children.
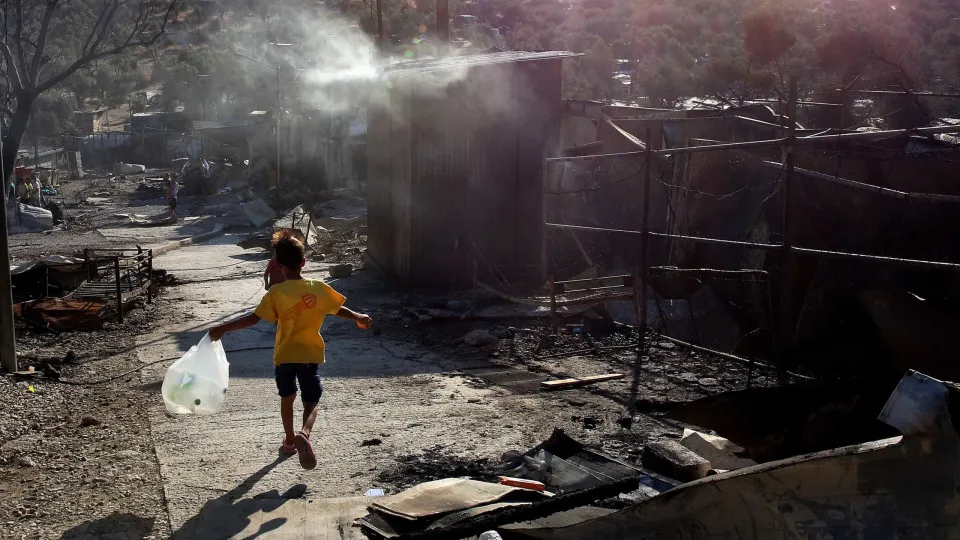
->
<box><xmin>209</xmin><ymin>313</ymin><xmax>261</xmax><ymax>341</ymax></box>
<box><xmin>335</xmin><ymin>306</ymin><xmax>372</xmax><ymax>329</ymax></box>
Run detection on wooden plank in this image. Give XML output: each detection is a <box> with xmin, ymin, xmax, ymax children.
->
<box><xmin>541</xmin><ymin>373</ymin><xmax>625</xmax><ymax>390</ymax></box>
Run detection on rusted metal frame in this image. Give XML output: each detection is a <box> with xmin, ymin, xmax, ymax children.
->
<box><xmin>762</xmin><ymin>160</ymin><xmax>960</xmax><ymax>203</ymax></box>
<box><xmin>544</xmin><ymin>124</ymin><xmax>960</xmax><ymax>163</ymax></box>
<box><xmin>847</xmin><ymin>89</ymin><xmax>960</xmax><ymax>98</ymax></box>
<box><xmin>546</xmin><ymin>223</ymin><xmax>782</xmax><ymax>250</ymax></box>
<box><xmin>546</xmin><ymin>223</ymin><xmax>960</xmax><ymax>271</ymax></box>
<box><xmin>556</xmin><ymin>283</ymin><xmax>631</xmax><ymax>295</ymax></box>
<box><xmin>553</xmin><ymin>273</ymin><xmax>633</xmax><ymax>286</ymax></box>
<box><xmin>656</xmin><ymin>333</ymin><xmax>813</xmax><ymax>381</ymax></box>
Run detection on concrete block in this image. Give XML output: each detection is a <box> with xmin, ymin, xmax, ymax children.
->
<box><xmin>642</xmin><ymin>439</ymin><xmax>711</xmax><ymax>482</ymax></box>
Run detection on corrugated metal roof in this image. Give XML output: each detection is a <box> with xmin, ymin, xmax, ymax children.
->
<box><xmin>381</xmin><ymin>50</ymin><xmax>579</xmax><ymax>76</ymax></box>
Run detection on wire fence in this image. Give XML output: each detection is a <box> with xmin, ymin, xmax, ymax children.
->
<box><xmin>543</xmin><ymin>124</ymin><xmax>960</xmax><ymax>380</ymax></box>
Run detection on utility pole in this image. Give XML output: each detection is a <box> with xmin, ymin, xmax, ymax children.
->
<box><xmin>437</xmin><ymin>0</ymin><xmax>449</xmax><ymax>53</ymax></box>
<box><xmin>376</xmin><ymin>0</ymin><xmax>384</xmax><ymax>51</ymax></box>
<box><xmin>276</xmin><ymin>64</ymin><xmax>282</xmax><ymax>215</ymax></box>
<box><xmin>0</xmin><ymin>132</ymin><xmax>17</xmax><ymax>373</ymax></box>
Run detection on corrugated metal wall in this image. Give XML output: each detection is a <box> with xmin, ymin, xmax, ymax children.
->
<box><xmin>367</xmin><ymin>57</ymin><xmax>564</xmax><ymax>288</ymax></box>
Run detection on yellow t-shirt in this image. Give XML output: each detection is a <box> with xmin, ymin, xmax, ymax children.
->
<box><xmin>253</xmin><ymin>279</ymin><xmax>346</xmax><ymax>365</ymax></box>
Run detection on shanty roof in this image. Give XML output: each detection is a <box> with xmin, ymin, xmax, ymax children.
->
<box><xmin>381</xmin><ymin>50</ymin><xmax>579</xmax><ymax>76</ymax></box>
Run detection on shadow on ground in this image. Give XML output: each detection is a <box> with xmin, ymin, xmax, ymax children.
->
<box><xmin>60</xmin><ymin>512</ymin><xmax>155</xmax><ymax>539</ymax></box>
<box><xmin>171</xmin><ymin>457</ymin><xmax>306</xmax><ymax>539</ymax></box>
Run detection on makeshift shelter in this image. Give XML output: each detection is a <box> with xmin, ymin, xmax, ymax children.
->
<box><xmin>366</xmin><ymin>51</ymin><xmax>577</xmax><ymax>288</ymax></box>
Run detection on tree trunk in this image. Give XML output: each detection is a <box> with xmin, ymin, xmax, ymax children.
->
<box><xmin>1</xmin><ymin>100</ymin><xmax>32</xmax><ymax>189</ymax></box>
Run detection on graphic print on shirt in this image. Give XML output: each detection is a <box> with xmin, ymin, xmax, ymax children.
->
<box><xmin>281</xmin><ymin>294</ymin><xmax>318</xmax><ymax>321</ymax></box>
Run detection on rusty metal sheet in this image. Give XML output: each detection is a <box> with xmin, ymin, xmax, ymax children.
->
<box><xmin>511</xmin><ymin>371</ymin><xmax>960</xmax><ymax>540</ymax></box>
<box><xmin>14</xmin><ymin>298</ymin><xmax>109</xmax><ymax>331</ymax></box>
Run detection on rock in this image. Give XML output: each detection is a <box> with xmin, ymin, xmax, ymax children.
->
<box><xmin>699</xmin><ymin>377</ymin><xmax>719</xmax><ymax>387</ymax></box>
<box><xmin>582</xmin><ymin>416</ymin><xmax>602</xmax><ymax>429</ymax></box>
<box><xmin>642</xmin><ymin>439</ymin><xmax>712</xmax><ymax>482</ymax></box>
<box><xmin>446</xmin><ymin>300</ymin><xmax>468</xmax><ymax>311</ymax></box>
<box><xmin>329</xmin><ymin>264</ymin><xmax>354</xmax><ymax>279</ymax></box>
<box><xmin>680</xmin><ymin>429</ymin><xmax>757</xmax><ymax>471</ymax></box>
<box><xmin>467</xmin><ymin>398</ymin><xmax>481</xmax><ymax>404</ymax></box>
<box><xmin>18</xmin><ymin>457</ymin><xmax>37</xmax><ymax>468</ymax></box>
<box><xmin>114</xmin><ymin>450</ymin><xmax>141</xmax><ymax>460</ymax></box>
<box><xmin>463</xmin><ymin>329</ymin><xmax>499</xmax><ymax>347</ymax></box>
<box><xmin>80</xmin><ymin>416</ymin><xmax>101</xmax><ymax>427</ymax></box>
<box><xmin>361</xmin><ymin>438</ymin><xmax>383</xmax><ymax>447</ymax></box>
<box><xmin>678</xmin><ymin>372</ymin><xmax>698</xmax><ymax>383</ymax></box>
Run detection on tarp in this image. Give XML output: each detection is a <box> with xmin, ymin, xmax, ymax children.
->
<box><xmin>7</xmin><ymin>202</ymin><xmax>53</xmax><ymax>231</ymax></box>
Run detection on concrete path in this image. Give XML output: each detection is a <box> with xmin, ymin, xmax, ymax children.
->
<box><xmin>138</xmin><ymin>233</ymin><xmax>558</xmax><ymax>539</ymax></box>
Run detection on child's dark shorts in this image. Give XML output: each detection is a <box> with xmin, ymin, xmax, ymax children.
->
<box><xmin>275</xmin><ymin>363</ymin><xmax>323</xmax><ymax>403</ymax></box>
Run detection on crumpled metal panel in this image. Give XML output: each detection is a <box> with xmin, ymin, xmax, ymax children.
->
<box><xmin>512</xmin><ymin>371</ymin><xmax>960</xmax><ymax>540</ymax></box>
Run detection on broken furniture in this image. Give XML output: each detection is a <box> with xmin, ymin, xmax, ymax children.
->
<box><xmin>72</xmin><ymin>248</ymin><xmax>154</xmax><ymax>323</ymax></box>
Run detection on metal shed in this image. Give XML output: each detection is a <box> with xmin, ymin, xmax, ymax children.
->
<box><xmin>367</xmin><ymin>51</ymin><xmax>576</xmax><ymax>288</ymax></box>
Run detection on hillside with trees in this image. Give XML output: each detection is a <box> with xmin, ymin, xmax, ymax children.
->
<box><xmin>5</xmin><ymin>0</ymin><xmax>960</xmax><ymax>159</ymax></box>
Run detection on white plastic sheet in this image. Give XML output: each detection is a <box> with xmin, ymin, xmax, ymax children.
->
<box><xmin>162</xmin><ymin>334</ymin><xmax>230</xmax><ymax>416</ymax></box>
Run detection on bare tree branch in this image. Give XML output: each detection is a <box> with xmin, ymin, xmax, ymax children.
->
<box><xmin>35</xmin><ymin>0</ymin><xmax>181</xmax><ymax>94</ymax></box>
<box><xmin>29</xmin><ymin>0</ymin><xmax>59</xmax><ymax>81</ymax></box>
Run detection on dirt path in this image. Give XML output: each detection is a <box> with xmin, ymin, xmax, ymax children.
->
<box><xmin>137</xmin><ymin>233</ymin><xmax>675</xmax><ymax>538</ymax></box>
<box><xmin>0</xmin><ymin>304</ymin><xmax>172</xmax><ymax>540</ymax></box>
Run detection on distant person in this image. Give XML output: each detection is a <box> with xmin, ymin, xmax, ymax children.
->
<box><xmin>208</xmin><ymin>229</ymin><xmax>372</xmax><ymax>470</ymax></box>
<box><xmin>30</xmin><ymin>173</ymin><xmax>42</xmax><ymax>206</ymax></box>
<box><xmin>17</xmin><ymin>177</ymin><xmax>30</xmax><ymax>204</ymax></box>
<box><xmin>166</xmin><ymin>173</ymin><xmax>179</xmax><ymax>217</ymax></box>
<box><xmin>7</xmin><ymin>178</ymin><xmax>16</xmax><ymax>201</ymax></box>
<box><xmin>264</xmin><ymin>256</ymin><xmax>285</xmax><ymax>290</ymax></box>
<box><xmin>265</xmin><ymin>229</ymin><xmax>306</xmax><ymax>289</ymax></box>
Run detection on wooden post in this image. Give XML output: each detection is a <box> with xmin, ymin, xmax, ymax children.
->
<box><xmin>114</xmin><ymin>256</ymin><xmax>123</xmax><ymax>323</ymax></box>
<box><xmin>472</xmin><ymin>259</ymin><xmax>479</xmax><ymax>309</ymax></box>
<box><xmin>549</xmin><ymin>275</ymin><xmax>557</xmax><ymax>332</ymax></box>
<box><xmin>0</xmin><ymin>154</ymin><xmax>16</xmax><ymax>371</ymax></box>
<box><xmin>777</xmin><ymin>78</ymin><xmax>799</xmax><ymax>384</ymax></box>
<box><xmin>437</xmin><ymin>0</ymin><xmax>450</xmax><ymax>48</ymax></box>
<box><xmin>147</xmin><ymin>249</ymin><xmax>153</xmax><ymax>304</ymax></box>
<box><xmin>44</xmin><ymin>265</ymin><xmax>50</xmax><ymax>298</ymax></box>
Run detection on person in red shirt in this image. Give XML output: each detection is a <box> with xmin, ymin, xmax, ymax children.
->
<box><xmin>264</xmin><ymin>229</ymin><xmax>307</xmax><ymax>289</ymax></box>
<box><xmin>264</xmin><ymin>256</ymin><xmax>285</xmax><ymax>290</ymax></box>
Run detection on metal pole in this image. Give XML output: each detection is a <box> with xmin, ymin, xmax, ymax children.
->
<box><xmin>437</xmin><ymin>0</ymin><xmax>449</xmax><ymax>53</ymax></box>
<box><xmin>777</xmin><ymin>78</ymin><xmax>799</xmax><ymax>383</ymax></box>
<box><xmin>276</xmin><ymin>64</ymin><xmax>282</xmax><ymax>215</ymax></box>
<box><xmin>0</xmin><ymin>132</ymin><xmax>16</xmax><ymax>372</ymax></box>
<box><xmin>376</xmin><ymin>0</ymin><xmax>384</xmax><ymax>51</ymax></box>
<box><xmin>637</xmin><ymin>129</ymin><xmax>653</xmax><ymax>358</ymax></box>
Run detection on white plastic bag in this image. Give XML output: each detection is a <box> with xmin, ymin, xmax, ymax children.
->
<box><xmin>162</xmin><ymin>334</ymin><xmax>230</xmax><ymax>416</ymax></box>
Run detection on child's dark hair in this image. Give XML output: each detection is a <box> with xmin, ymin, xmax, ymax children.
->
<box><xmin>272</xmin><ymin>229</ymin><xmax>305</xmax><ymax>270</ymax></box>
